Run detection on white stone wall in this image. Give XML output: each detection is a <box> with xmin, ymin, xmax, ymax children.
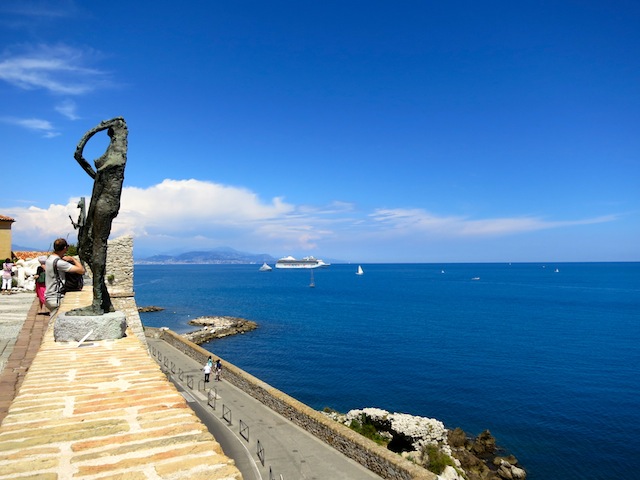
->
<box><xmin>106</xmin><ymin>235</ymin><xmax>147</xmax><ymax>348</ymax></box>
<box><xmin>106</xmin><ymin>235</ymin><xmax>134</xmax><ymax>294</ymax></box>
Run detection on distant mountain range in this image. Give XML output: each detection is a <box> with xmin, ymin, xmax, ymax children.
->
<box><xmin>13</xmin><ymin>244</ymin><xmax>48</xmax><ymax>252</ymax></box>
<box><xmin>135</xmin><ymin>247</ymin><xmax>277</xmax><ymax>265</ymax></box>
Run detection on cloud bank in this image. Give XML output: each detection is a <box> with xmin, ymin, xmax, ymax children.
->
<box><xmin>4</xmin><ymin>178</ymin><xmax>617</xmax><ymax>260</ymax></box>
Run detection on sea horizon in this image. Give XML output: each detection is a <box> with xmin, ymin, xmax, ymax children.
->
<box><xmin>135</xmin><ymin>262</ymin><xmax>640</xmax><ymax>479</ymax></box>
<box><xmin>132</xmin><ymin>259</ymin><xmax>640</xmax><ymax>268</ymax></box>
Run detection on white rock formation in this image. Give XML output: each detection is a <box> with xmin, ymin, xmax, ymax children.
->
<box><xmin>438</xmin><ymin>465</ymin><xmax>464</xmax><ymax>480</ymax></box>
<box><xmin>343</xmin><ymin>408</ymin><xmax>451</xmax><ymax>455</ymax></box>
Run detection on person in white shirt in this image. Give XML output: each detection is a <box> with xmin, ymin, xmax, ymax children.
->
<box><xmin>44</xmin><ymin>238</ymin><xmax>85</xmax><ymax>314</ymax></box>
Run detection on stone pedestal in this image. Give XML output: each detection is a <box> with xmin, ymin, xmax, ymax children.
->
<box><xmin>54</xmin><ymin>311</ymin><xmax>127</xmax><ymax>342</ymax></box>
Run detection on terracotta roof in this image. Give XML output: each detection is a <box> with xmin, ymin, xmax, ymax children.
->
<box><xmin>0</xmin><ymin>215</ymin><xmax>15</xmax><ymax>222</ymax></box>
<box><xmin>13</xmin><ymin>251</ymin><xmax>51</xmax><ymax>261</ymax></box>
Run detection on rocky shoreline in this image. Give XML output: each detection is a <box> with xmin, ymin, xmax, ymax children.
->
<box><xmin>137</xmin><ymin>306</ymin><xmax>165</xmax><ymax>313</ymax></box>
<box><xmin>182</xmin><ymin>316</ymin><xmax>258</xmax><ymax>344</ymax></box>
<box><xmin>137</xmin><ymin>306</ymin><xmax>258</xmax><ymax>344</ymax></box>
<box><xmin>324</xmin><ymin>408</ymin><xmax>526</xmax><ymax>480</ymax></box>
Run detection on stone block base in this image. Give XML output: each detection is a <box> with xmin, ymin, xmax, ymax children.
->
<box><xmin>54</xmin><ymin>311</ymin><xmax>127</xmax><ymax>342</ymax></box>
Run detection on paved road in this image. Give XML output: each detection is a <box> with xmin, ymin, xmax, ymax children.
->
<box><xmin>147</xmin><ymin>337</ymin><xmax>383</xmax><ymax>480</ymax></box>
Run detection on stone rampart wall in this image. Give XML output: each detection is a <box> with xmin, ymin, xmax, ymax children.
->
<box><xmin>146</xmin><ymin>327</ymin><xmax>436</xmax><ymax>480</ymax></box>
<box><xmin>106</xmin><ymin>235</ymin><xmax>134</xmax><ymax>294</ymax></box>
<box><xmin>105</xmin><ymin>235</ymin><xmax>147</xmax><ymax>348</ymax></box>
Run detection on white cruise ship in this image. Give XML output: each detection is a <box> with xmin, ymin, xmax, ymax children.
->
<box><xmin>275</xmin><ymin>256</ymin><xmax>330</xmax><ymax>269</ymax></box>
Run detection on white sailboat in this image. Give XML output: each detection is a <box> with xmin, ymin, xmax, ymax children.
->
<box><xmin>259</xmin><ymin>262</ymin><xmax>272</xmax><ymax>272</ymax></box>
<box><xmin>356</xmin><ymin>265</ymin><xmax>364</xmax><ymax>275</ymax></box>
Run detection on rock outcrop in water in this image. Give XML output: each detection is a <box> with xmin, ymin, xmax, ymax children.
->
<box><xmin>183</xmin><ymin>316</ymin><xmax>257</xmax><ymax>344</ymax></box>
<box><xmin>324</xmin><ymin>408</ymin><xmax>526</xmax><ymax>480</ymax></box>
<box><xmin>137</xmin><ymin>306</ymin><xmax>164</xmax><ymax>313</ymax></box>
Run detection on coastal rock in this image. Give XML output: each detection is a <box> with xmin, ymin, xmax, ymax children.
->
<box><xmin>325</xmin><ymin>408</ymin><xmax>526</xmax><ymax>480</ymax></box>
<box><xmin>446</xmin><ymin>428</ymin><xmax>526</xmax><ymax>480</ymax></box>
<box><xmin>183</xmin><ymin>316</ymin><xmax>257</xmax><ymax>344</ymax></box>
<box><xmin>439</xmin><ymin>465</ymin><xmax>465</xmax><ymax>480</ymax></box>
<box><xmin>497</xmin><ymin>460</ymin><xmax>526</xmax><ymax>480</ymax></box>
<box><xmin>138</xmin><ymin>306</ymin><xmax>165</xmax><ymax>312</ymax></box>
<box><xmin>471</xmin><ymin>430</ymin><xmax>497</xmax><ymax>456</ymax></box>
<box><xmin>448</xmin><ymin>427</ymin><xmax>468</xmax><ymax>448</ymax></box>
<box><xmin>343</xmin><ymin>408</ymin><xmax>450</xmax><ymax>454</ymax></box>
<box><xmin>451</xmin><ymin>448</ymin><xmax>493</xmax><ymax>480</ymax></box>
<box><xmin>493</xmin><ymin>455</ymin><xmax>519</xmax><ymax>467</ymax></box>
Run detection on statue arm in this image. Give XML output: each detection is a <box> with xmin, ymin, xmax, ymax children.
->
<box><xmin>74</xmin><ymin>127</ymin><xmax>101</xmax><ymax>179</ymax></box>
<box><xmin>74</xmin><ymin>118</ymin><xmax>125</xmax><ymax>179</ymax></box>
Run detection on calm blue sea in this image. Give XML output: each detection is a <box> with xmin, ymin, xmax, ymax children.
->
<box><xmin>135</xmin><ymin>263</ymin><xmax>640</xmax><ymax>480</ymax></box>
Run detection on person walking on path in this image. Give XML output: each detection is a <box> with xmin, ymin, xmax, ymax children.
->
<box><xmin>35</xmin><ymin>256</ymin><xmax>47</xmax><ymax>312</ymax></box>
<box><xmin>215</xmin><ymin>358</ymin><xmax>222</xmax><ymax>382</ymax></box>
<box><xmin>203</xmin><ymin>362</ymin><xmax>212</xmax><ymax>383</ymax></box>
<box><xmin>44</xmin><ymin>238</ymin><xmax>86</xmax><ymax>314</ymax></box>
<box><xmin>2</xmin><ymin>258</ymin><xmax>13</xmax><ymax>293</ymax></box>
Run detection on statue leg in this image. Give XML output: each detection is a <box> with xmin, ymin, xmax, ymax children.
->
<box><xmin>91</xmin><ymin>237</ymin><xmax>113</xmax><ymax>313</ymax></box>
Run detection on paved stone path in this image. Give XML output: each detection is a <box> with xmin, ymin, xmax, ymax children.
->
<box><xmin>0</xmin><ymin>292</ymin><xmax>50</xmax><ymax>423</ymax></box>
<box><xmin>0</xmin><ymin>290</ymin><xmax>241</xmax><ymax>479</ymax></box>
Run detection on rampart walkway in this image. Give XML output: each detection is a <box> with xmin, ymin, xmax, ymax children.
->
<box><xmin>0</xmin><ymin>290</ymin><xmax>241</xmax><ymax>479</ymax></box>
<box><xmin>0</xmin><ymin>292</ymin><xmax>46</xmax><ymax>423</ymax></box>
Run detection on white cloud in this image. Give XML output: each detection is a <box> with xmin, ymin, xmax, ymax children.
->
<box><xmin>118</xmin><ymin>179</ymin><xmax>294</xmax><ymax>232</ymax></box>
<box><xmin>370</xmin><ymin>208</ymin><xmax>618</xmax><ymax>237</ymax></box>
<box><xmin>1</xmin><ymin>116</ymin><xmax>60</xmax><ymax>138</ymax></box>
<box><xmin>4</xmin><ymin>179</ymin><xmax>620</xmax><ymax>257</ymax></box>
<box><xmin>0</xmin><ymin>43</ymin><xmax>109</xmax><ymax>95</ymax></box>
<box><xmin>55</xmin><ymin>98</ymin><xmax>80</xmax><ymax>120</ymax></box>
<box><xmin>0</xmin><ymin>1</ymin><xmax>78</xmax><ymax>19</ymax></box>
<box><xmin>9</xmin><ymin>202</ymin><xmax>80</xmax><ymax>248</ymax></box>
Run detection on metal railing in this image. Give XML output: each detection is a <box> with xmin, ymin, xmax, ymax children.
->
<box><xmin>239</xmin><ymin>419</ymin><xmax>249</xmax><ymax>441</ymax></box>
<box><xmin>150</xmin><ymin>343</ymin><xmax>285</xmax><ymax>479</ymax></box>
<box><xmin>269</xmin><ymin>467</ymin><xmax>284</xmax><ymax>480</ymax></box>
<box><xmin>207</xmin><ymin>387</ymin><xmax>217</xmax><ymax>409</ymax></box>
<box><xmin>257</xmin><ymin>439</ymin><xmax>265</xmax><ymax>466</ymax></box>
<box><xmin>222</xmin><ymin>404</ymin><xmax>232</xmax><ymax>424</ymax></box>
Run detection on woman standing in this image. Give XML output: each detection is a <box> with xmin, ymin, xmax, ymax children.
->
<box><xmin>2</xmin><ymin>258</ymin><xmax>13</xmax><ymax>293</ymax></box>
<box><xmin>35</xmin><ymin>256</ymin><xmax>47</xmax><ymax>311</ymax></box>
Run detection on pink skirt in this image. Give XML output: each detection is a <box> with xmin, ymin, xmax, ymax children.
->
<box><xmin>36</xmin><ymin>283</ymin><xmax>46</xmax><ymax>306</ymax></box>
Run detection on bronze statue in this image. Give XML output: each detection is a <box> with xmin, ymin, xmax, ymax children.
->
<box><xmin>70</xmin><ymin>117</ymin><xmax>127</xmax><ymax>315</ymax></box>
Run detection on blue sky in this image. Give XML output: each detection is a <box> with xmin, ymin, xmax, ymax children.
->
<box><xmin>1</xmin><ymin>1</ymin><xmax>638</xmax><ymax>262</ymax></box>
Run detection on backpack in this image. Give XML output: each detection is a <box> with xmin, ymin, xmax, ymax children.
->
<box><xmin>53</xmin><ymin>257</ymin><xmax>84</xmax><ymax>294</ymax></box>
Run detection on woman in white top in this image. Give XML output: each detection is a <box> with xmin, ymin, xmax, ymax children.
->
<box><xmin>2</xmin><ymin>258</ymin><xmax>13</xmax><ymax>293</ymax></box>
